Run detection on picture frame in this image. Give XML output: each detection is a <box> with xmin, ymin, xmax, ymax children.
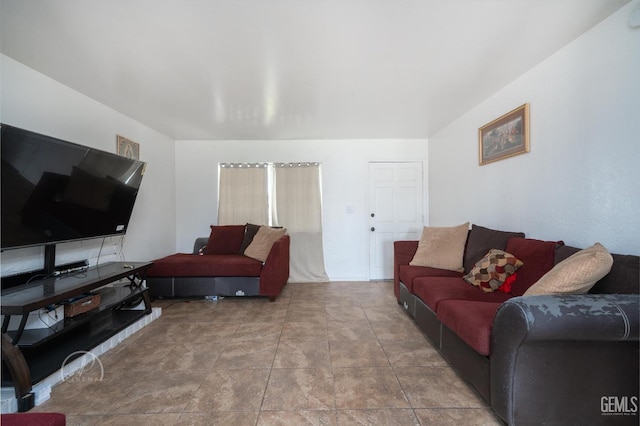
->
<box><xmin>116</xmin><ymin>135</ymin><xmax>140</xmax><ymax>160</ymax></box>
<box><xmin>479</xmin><ymin>103</ymin><xmax>529</xmax><ymax>165</ymax></box>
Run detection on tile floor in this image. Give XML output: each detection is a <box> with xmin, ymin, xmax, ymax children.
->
<box><xmin>32</xmin><ymin>281</ymin><xmax>503</xmax><ymax>425</ymax></box>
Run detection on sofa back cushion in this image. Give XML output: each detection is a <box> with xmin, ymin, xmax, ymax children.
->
<box><xmin>556</xmin><ymin>245</ymin><xmax>640</xmax><ymax>294</ymax></box>
<box><xmin>463</xmin><ymin>225</ymin><xmax>525</xmax><ymax>273</ymax></box>
<box><xmin>505</xmin><ymin>237</ymin><xmax>559</xmax><ymax>296</ymax></box>
<box><xmin>205</xmin><ymin>225</ymin><xmax>245</xmax><ymax>255</ymax></box>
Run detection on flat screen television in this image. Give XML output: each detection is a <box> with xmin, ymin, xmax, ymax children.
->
<box><xmin>1</xmin><ymin>124</ymin><xmax>146</xmax><ymax>254</ymax></box>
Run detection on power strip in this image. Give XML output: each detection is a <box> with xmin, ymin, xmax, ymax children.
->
<box><xmin>53</xmin><ymin>265</ymin><xmax>89</xmax><ymax>276</ymax></box>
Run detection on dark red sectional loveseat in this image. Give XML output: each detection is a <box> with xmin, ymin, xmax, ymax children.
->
<box><xmin>146</xmin><ymin>224</ymin><xmax>289</xmax><ymax>301</ymax></box>
<box><xmin>395</xmin><ymin>224</ymin><xmax>639</xmax><ymax>425</ymax></box>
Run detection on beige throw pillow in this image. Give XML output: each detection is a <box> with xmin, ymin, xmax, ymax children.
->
<box><xmin>409</xmin><ymin>223</ymin><xmax>469</xmax><ymax>272</ymax></box>
<box><xmin>244</xmin><ymin>226</ymin><xmax>287</xmax><ymax>262</ymax></box>
<box><xmin>524</xmin><ymin>242</ymin><xmax>613</xmax><ymax>296</ymax></box>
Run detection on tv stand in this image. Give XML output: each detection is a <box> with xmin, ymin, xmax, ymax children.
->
<box><xmin>1</xmin><ymin>261</ymin><xmax>153</xmax><ymax>411</ymax></box>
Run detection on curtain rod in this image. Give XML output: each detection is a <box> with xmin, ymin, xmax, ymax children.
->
<box><xmin>220</xmin><ymin>162</ymin><xmax>320</xmax><ymax>168</ymax></box>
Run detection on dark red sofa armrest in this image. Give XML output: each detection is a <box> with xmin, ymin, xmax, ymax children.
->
<box><xmin>259</xmin><ymin>235</ymin><xmax>290</xmax><ymax>300</ymax></box>
<box><xmin>393</xmin><ymin>241</ymin><xmax>418</xmax><ymax>300</ymax></box>
<box><xmin>1</xmin><ymin>413</ymin><xmax>66</xmax><ymax>426</ymax></box>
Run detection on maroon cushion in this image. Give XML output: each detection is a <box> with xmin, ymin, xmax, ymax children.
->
<box><xmin>463</xmin><ymin>224</ymin><xmax>525</xmax><ymax>273</ymax></box>
<box><xmin>1</xmin><ymin>413</ymin><xmax>66</xmax><ymax>426</ymax></box>
<box><xmin>398</xmin><ymin>264</ymin><xmax>462</xmax><ymax>293</ymax></box>
<box><xmin>205</xmin><ymin>225</ymin><xmax>245</xmax><ymax>255</ymax></box>
<box><xmin>148</xmin><ymin>253</ymin><xmax>263</xmax><ymax>277</ymax></box>
<box><xmin>413</xmin><ymin>276</ymin><xmax>511</xmax><ymax>313</ymax></box>
<box><xmin>505</xmin><ymin>237</ymin><xmax>561</xmax><ymax>296</ymax></box>
<box><xmin>437</xmin><ymin>300</ymin><xmax>502</xmax><ymax>356</ymax></box>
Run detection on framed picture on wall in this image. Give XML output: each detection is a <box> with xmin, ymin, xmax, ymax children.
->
<box><xmin>116</xmin><ymin>135</ymin><xmax>140</xmax><ymax>159</ymax></box>
<box><xmin>478</xmin><ymin>103</ymin><xmax>529</xmax><ymax>165</ymax></box>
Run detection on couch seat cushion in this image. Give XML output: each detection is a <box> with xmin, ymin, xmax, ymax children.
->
<box><xmin>437</xmin><ymin>300</ymin><xmax>502</xmax><ymax>356</ymax></box>
<box><xmin>413</xmin><ymin>276</ymin><xmax>512</xmax><ymax>313</ymax></box>
<box><xmin>148</xmin><ymin>253</ymin><xmax>263</xmax><ymax>277</ymax></box>
<box><xmin>398</xmin><ymin>264</ymin><xmax>463</xmax><ymax>293</ymax></box>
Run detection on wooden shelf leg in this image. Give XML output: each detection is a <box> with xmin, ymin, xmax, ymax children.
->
<box><xmin>1</xmin><ymin>332</ymin><xmax>34</xmax><ymax>412</ymax></box>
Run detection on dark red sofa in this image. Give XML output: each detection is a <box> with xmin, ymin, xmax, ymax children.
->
<box><xmin>146</xmin><ymin>224</ymin><xmax>289</xmax><ymax>301</ymax></box>
<box><xmin>395</xmin><ymin>224</ymin><xmax>639</xmax><ymax>425</ymax></box>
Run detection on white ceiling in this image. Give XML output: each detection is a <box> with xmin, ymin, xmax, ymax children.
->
<box><xmin>0</xmin><ymin>0</ymin><xmax>630</xmax><ymax>140</ymax></box>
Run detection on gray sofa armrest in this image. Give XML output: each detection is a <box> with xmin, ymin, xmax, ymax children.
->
<box><xmin>491</xmin><ymin>294</ymin><xmax>639</xmax><ymax>425</ymax></box>
<box><xmin>193</xmin><ymin>237</ymin><xmax>209</xmax><ymax>255</ymax></box>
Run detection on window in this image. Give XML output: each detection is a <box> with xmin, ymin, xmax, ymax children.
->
<box><xmin>218</xmin><ymin>163</ymin><xmax>328</xmax><ymax>282</ymax></box>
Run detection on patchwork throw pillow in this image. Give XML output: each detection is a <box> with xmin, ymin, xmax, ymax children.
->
<box><xmin>409</xmin><ymin>223</ymin><xmax>469</xmax><ymax>272</ymax></box>
<box><xmin>463</xmin><ymin>249</ymin><xmax>523</xmax><ymax>292</ymax></box>
<box><xmin>524</xmin><ymin>242</ymin><xmax>613</xmax><ymax>296</ymax></box>
<box><xmin>244</xmin><ymin>226</ymin><xmax>287</xmax><ymax>262</ymax></box>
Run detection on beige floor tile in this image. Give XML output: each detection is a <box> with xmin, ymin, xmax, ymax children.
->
<box><xmin>394</xmin><ymin>366</ymin><xmax>486</xmax><ymax>408</ymax></box>
<box><xmin>333</xmin><ymin>367</ymin><xmax>410</xmax><ymax>409</ymax></box>
<box><xmin>185</xmin><ymin>368</ymin><xmax>270</xmax><ymax>412</ymax></box>
<box><xmin>327</xmin><ymin>320</ymin><xmax>377</xmax><ymax>341</ymax></box>
<box><xmin>66</xmin><ymin>413</ymin><xmax>182</xmax><ymax>425</ymax></box>
<box><xmin>280</xmin><ymin>320</ymin><xmax>328</xmax><ymax>340</ymax></box>
<box><xmin>244</xmin><ymin>306</ymin><xmax>289</xmax><ymax>323</ymax></box>
<box><xmin>178</xmin><ymin>410</ymin><xmax>260</xmax><ymax>425</ymax></box>
<box><xmin>325</xmin><ymin>305</ymin><xmax>368</xmax><ymax>321</ymax></box>
<box><xmin>369</xmin><ymin>319</ymin><xmax>426</xmax><ymax>340</ymax></box>
<box><xmin>231</xmin><ymin>322</ymin><xmax>284</xmax><ymax>342</ymax></box>
<box><xmin>258</xmin><ymin>410</ymin><xmax>337</xmax><ymax>425</ymax></box>
<box><xmin>413</xmin><ymin>408</ymin><xmax>502</xmax><ymax>425</ymax></box>
<box><xmin>262</xmin><ymin>368</ymin><xmax>335</xmax><ymax>410</ymax></box>
<box><xmin>336</xmin><ymin>409</ymin><xmax>420</xmax><ymax>426</ymax></box>
<box><xmin>273</xmin><ymin>340</ymin><xmax>331</xmax><ymax>368</ymax></box>
<box><xmin>329</xmin><ymin>340</ymin><xmax>390</xmax><ymax>368</ymax></box>
<box><xmin>110</xmin><ymin>370</ymin><xmax>205</xmax><ymax>414</ymax></box>
<box><xmin>363</xmin><ymin>305</ymin><xmax>411</xmax><ymax>322</ymax></box>
<box><xmin>379</xmin><ymin>339</ymin><xmax>448</xmax><ymax>367</ymax></box>
<box><xmin>214</xmin><ymin>340</ymin><xmax>278</xmax><ymax>369</ymax></box>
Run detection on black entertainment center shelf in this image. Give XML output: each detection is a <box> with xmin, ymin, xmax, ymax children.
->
<box><xmin>5</xmin><ymin>284</ymin><xmax>149</xmax><ymax>348</ymax></box>
<box><xmin>1</xmin><ymin>262</ymin><xmax>153</xmax><ymax>315</ymax></box>
<box><xmin>1</xmin><ymin>261</ymin><xmax>155</xmax><ymax>404</ymax></box>
<box><xmin>5</xmin><ymin>309</ymin><xmax>148</xmax><ymax>387</ymax></box>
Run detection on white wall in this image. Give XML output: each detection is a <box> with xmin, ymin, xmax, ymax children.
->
<box><xmin>428</xmin><ymin>2</ymin><xmax>640</xmax><ymax>255</ymax></box>
<box><xmin>0</xmin><ymin>55</ymin><xmax>177</xmax><ymax>275</ymax></box>
<box><xmin>175</xmin><ymin>139</ymin><xmax>428</xmax><ymax>280</ymax></box>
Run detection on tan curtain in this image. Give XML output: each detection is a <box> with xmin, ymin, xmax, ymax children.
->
<box><xmin>275</xmin><ymin>163</ymin><xmax>328</xmax><ymax>282</ymax></box>
<box><xmin>217</xmin><ymin>163</ymin><xmax>270</xmax><ymax>225</ymax></box>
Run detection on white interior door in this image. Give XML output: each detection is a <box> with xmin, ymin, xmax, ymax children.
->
<box><xmin>369</xmin><ymin>162</ymin><xmax>423</xmax><ymax>280</ymax></box>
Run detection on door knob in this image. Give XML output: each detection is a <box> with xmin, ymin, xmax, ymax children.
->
<box><xmin>371</xmin><ymin>213</ymin><xmax>375</xmax><ymax>217</ymax></box>
<box><xmin>371</xmin><ymin>227</ymin><xmax>375</xmax><ymax>232</ymax></box>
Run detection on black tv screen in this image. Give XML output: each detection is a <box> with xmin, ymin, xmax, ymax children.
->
<box><xmin>1</xmin><ymin>124</ymin><xmax>146</xmax><ymax>250</ymax></box>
